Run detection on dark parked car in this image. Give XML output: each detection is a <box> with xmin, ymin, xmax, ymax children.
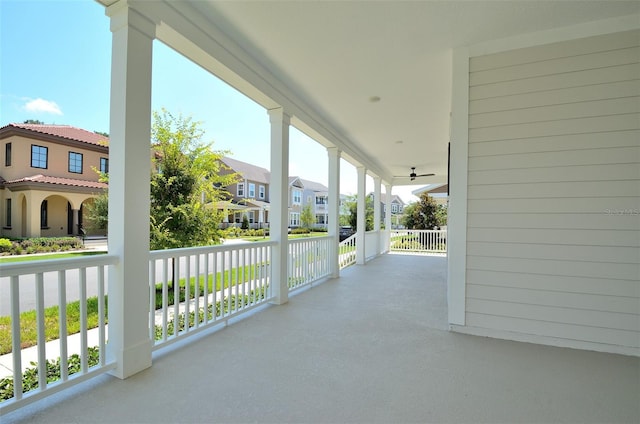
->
<box><xmin>339</xmin><ymin>226</ymin><xmax>355</xmax><ymax>241</ymax></box>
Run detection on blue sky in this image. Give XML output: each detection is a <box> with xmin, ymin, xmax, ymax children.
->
<box><xmin>1</xmin><ymin>1</ymin><xmax>417</xmax><ymax>202</ymax></box>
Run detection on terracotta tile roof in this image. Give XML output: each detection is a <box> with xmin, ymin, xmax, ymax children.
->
<box><xmin>2</xmin><ymin>123</ymin><xmax>109</xmax><ymax>147</ymax></box>
<box><xmin>5</xmin><ymin>174</ymin><xmax>107</xmax><ymax>190</ymax></box>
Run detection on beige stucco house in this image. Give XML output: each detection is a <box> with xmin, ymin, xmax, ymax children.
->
<box><xmin>0</xmin><ymin>123</ymin><xmax>108</xmax><ymax>238</ymax></box>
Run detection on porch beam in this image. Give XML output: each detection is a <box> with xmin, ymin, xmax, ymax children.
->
<box><xmin>105</xmin><ymin>1</ymin><xmax>155</xmax><ymax>379</ymax></box>
<box><xmin>327</xmin><ymin>147</ymin><xmax>340</xmax><ymax>278</ymax></box>
<box><xmin>268</xmin><ymin>107</ymin><xmax>291</xmax><ymax>304</ymax></box>
<box><xmin>356</xmin><ymin>166</ymin><xmax>366</xmax><ymax>265</ymax></box>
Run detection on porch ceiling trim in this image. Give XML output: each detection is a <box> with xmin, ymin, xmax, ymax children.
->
<box><xmin>109</xmin><ymin>0</ymin><xmax>391</xmax><ymax>183</ymax></box>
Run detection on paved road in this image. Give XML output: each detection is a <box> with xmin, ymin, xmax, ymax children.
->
<box><xmin>0</xmin><ymin>239</ymin><xmax>266</xmax><ymax>316</ymax></box>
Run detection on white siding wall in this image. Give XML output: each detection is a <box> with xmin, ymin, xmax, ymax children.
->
<box><xmin>462</xmin><ymin>30</ymin><xmax>640</xmax><ymax>356</ymax></box>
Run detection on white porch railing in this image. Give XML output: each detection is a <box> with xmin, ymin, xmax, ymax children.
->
<box><xmin>390</xmin><ymin>230</ymin><xmax>447</xmax><ymax>254</ymax></box>
<box><xmin>338</xmin><ymin>233</ymin><xmax>357</xmax><ymax>269</ymax></box>
<box><xmin>150</xmin><ymin>241</ymin><xmax>275</xmax><ymax>349</ymax></box>
<box><xmin>0</xmin><ymin>255</ymin><xmax>118</xmax><ymax>414</ymax></box>
<box><xmin>288</xmin><ymin>236</ymin><xmax>332</xmax><ymax>291</ymax></box>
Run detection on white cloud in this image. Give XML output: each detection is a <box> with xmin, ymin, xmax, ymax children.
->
<box><xmin>23</xmin><ymin>98</ymin><xmax>63</xmax><ymax>115</ymax></box>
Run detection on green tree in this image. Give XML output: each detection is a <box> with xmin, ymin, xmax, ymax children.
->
<box><xmin>300</xmin><ymin>204</ymin><xmax>314</xmax><ymax>229</ymax></box>
<box><xmin>402</xmin><ymin>193</ymin><xmax>440</xmax><ymax>230</ymax></box>
<box><xmin>344</xmin><ymin>194</ymin><xmax>374</xmax><ymax>231</ymax></box>
<box><xmin>84</xmin><ymin>170</ymin><xmax>109</xmax><ymax>233</ymax></box>
<box><xmin>23</xmin><ymin>119</ymin><xmax>44</xmax><ymax>124</ymax></box>
<box><xmin>150</xmin><ymin>108</ymin><xmax>237</xmax><ymax>250</ymax></box>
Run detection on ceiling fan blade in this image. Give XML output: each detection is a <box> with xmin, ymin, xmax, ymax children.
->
<box><xmin>416</xmin><ymin>173</ymin><xmax>435</xmax><ymax>177</ymax></box>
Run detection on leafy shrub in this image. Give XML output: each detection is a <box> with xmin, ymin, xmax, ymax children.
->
<box><xmin>291</xmin><ymin>227</ymin><xmax>311</xmax><ymax>234</ymax></box>
<box><xmin>0</xmin><ymin>347</ymin><xmax>100</xmax><ymax>402</ymax></box>
<box><xmin>0</xmin><ymin>238</ymin><xmax>12</xmax><ymax>253</ymax></box>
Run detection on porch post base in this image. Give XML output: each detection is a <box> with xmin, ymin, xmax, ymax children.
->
<box><xmin>108</xmin><ymin>339</ymin><xmax>153</xmax><ymax>380</ymax></box>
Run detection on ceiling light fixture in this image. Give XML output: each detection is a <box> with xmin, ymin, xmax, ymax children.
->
<box><xmin>369</xmin><ymin>96</ymin><xmax>381</xmax><ymax>103</ymax></box>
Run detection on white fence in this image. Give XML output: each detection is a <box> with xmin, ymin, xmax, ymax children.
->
<box><xmin>390</xmin><ymin>230</ymin><xmax>447</xmax><ymax>254</ymax></box>
<box><xmin>149</xmin><ymin>241</ymin><xmax>275</xmax><ymax>349</ymax></box>
<box><xmin>0</xmin><ymin>255</ymin><xmax>118</xmax><ymax>413</ymax></box>
<box><xmin>288</xmin><ymin>236</ymin><xmax>332</xmax><ymax>291</ymax></box>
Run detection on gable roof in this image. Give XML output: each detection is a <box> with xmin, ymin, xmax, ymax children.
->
<box><xmin>220</xmin><ymin>156</ymin><xmax>270</xmax><ymax>184</ymax></box>
<box><xmin>0</xmin><ymin>123</ymin><xmax>109</xmax><ymax>147</ymax></box>
<box><xmin>300</xmin><ymin>178</ymin><xmax>328</xmax><ymax>193</ymax></box>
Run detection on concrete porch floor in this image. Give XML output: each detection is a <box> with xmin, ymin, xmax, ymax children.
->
<box><xmin>4</xmin><ymin>254</ymin><xmax>639</xmax><ymax>423</ymax></box>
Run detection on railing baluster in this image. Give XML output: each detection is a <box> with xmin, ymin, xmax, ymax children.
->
<box><xmin>185</xmin><ymin>254</ymin><xmax>191</xmax><ymax>331</ymax></box>
<box><xmin>194</xmin><ymin>253</ymin><xmax>200</xmax><ymax>328</ymax></box>
<box><xmin>35</xmin><ymin>272</ymin><xmax>47</xmax><ymax>391</ymax></box>
<box><xmin>162</xmin><ymin>258</ymin><xmax>168</xmax><ymax>341</ymax></box>
<box><xmin>79</xmin><ymin>267</ymin><xmax>88</xmax><ymax>373</ymax></box>
<box><xmin>149</xmin><ymin>260</ymin><xmax>156</xmax><ymax>340</ymax></box>
<box><xmin>10</xmin><ymin>275</ymin><xmax>22</xmax><ymax>400</ymax></box>
<box><xmin>58</xmin><ymin>270</ymin><xmax>68</xmax><ymax>381</ymax></box>
<box><xmin>173</xmin><ymin>257</ymin><xmax>180</xmax><ymax>336</ymax></box>
<box><xmin>98</xmin><ymin>265</ymin><xmax>106</xmax><ymax>367</ymax></box>
<box><xmin>203</xmin><ymin>253</ymin><xmax>209</xmax><ymax>324</ymax></box>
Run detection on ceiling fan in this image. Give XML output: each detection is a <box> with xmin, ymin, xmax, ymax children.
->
<box><xmin>399</xmin><ymin>167</ymin><xmax>435</xmax><ymax>181</ymax></box>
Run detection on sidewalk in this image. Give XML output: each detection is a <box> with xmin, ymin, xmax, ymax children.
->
<box><xmin>0</xmin><ymin>280</ymin><xmax>261</xmax><ymax>379</ymax></box>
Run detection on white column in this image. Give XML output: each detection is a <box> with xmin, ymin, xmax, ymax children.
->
<box><xmin>106</xmin><ymin>2</ymin><xmax>155</xmax><ymax>379</ymax></box>
<box><xmin>385</xmin><ymin>184</ymin><xmax>392</xmax><ymax>252</ymax></box>
<box><xmin>373</xmin><ymin>176</ymin><xmax>381</xmax><ymax>255</ymax></box>
<box><xmin>385</xmin><ymin>184</ymin><xmax>392</xmax><ymax>230</ymax></box>
<box><xmin>356</xmin><ymin>166</ymin><xmax>366</xmax><ymax>265</ymax></box>
<box><xmin>268</xmin><ymin>108</ymin><xmax>290</xmax><ymax>304</ymax></box>
<box><xmin>327</xmin><ymin>147</ymin><xmax>340</xmax><ymax>278</ymax></box>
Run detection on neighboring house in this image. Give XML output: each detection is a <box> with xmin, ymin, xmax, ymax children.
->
<box><xmin>218</xmin><ymin>156</ymin><xmax>270</xmax><ymax>228</ymax></box>
<box><xmin>288</xmin><ymin>176</ymin><xmax>304</xmax><ymax>228</ymax></box>
<box><xmin>218</xmin><ymin>157</ymin><xmax>331</xmax><ymax>230</ymax></box>
<box><xmin>0</xmin><ymin>123</ymin><xmax>109</xmax><ymax>238</ymax></box>
<box><xmin>300</xmin><ymin>178</ymin><xmax>329</xmax><ymax>229</ymax></box>
<box><xmin>383</xmin><ymin>194</ymin><xmax>405</xmax><ymax>229</ymax></box>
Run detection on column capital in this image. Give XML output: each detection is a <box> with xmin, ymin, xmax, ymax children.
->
<box><xmin>267</xmin><ymin>107</ymin><xmax>291</xmax><ymax>125</ymax></box>
<box><xmin>107</xmin><ymin>0</ymin><xmax>156</xmax><ymax>39</ymax></box>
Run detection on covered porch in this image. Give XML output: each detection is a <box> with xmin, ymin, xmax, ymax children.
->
<box><xmin>6</xmin><ymin>253</ymin><xmax>638</xmax><ymax>423</ymax></box>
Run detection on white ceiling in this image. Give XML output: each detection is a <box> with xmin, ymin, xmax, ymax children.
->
<box><xmin>101</xmin><ymin>0</ymin><xmax>640</xmax><ymax>185</ymax></box>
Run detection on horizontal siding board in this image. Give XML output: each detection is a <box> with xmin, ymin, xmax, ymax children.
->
<box><xmin>469</xmin><ymin>80</ymin><xmax>640</xmax><ymax>114</ymax></box>
<box><xmin>469</xmin><ymin>97</ymin><xmax>640</xmax><ymax>129</ymax></box>
<box><xmin>468</xmin><ymin>163</ymin><xmax>640</xmax><ymax>185</ymax></box>
<box><xmin>468</xmin><ymin>197</ymin><xmax>640</xmax><ymax>215</ymax></box>
<box><xmin>465</xmin><ymin>312</ymin><xmax>639</xmax><ymax>348</ymax></box>
<box><xmin>464</xmin><ymin>30</ymin><xmax>640</xmax><ymax>353</ymax></box>
<box><xmin>468</xmin><ymin>146</ymin><xmax>640</xmax><ymax>170</ymax></box>
<box><xmin>467</xmin><ymin>284</ymin><xmax>639</xmax><ymax>314</ymax></box>
<box><xmin>468</xmin><ymin>130</ymin><xmax>640</xmax><ymax>155</ymax></box>
<box><xmin>470</xmin><ymin>63</ymin><xmax>640</xmax><ymax>100</ymax></box>
<box><xmin>467</xmin><ymin>180</ymin><xmax>640</xmax><ymax>199</ymax></box>
<box><xmin>467</xmin><ymin>242</ymin><xmax>640</xmax><ymax>264</ymax></box>
<box><xmin>470</xmin><ymin>30</ymin><xmax>640</xmax><ymax>72</ymax></box>
<box><xmin>466</xmin><ymin>269</ymin><xmax>639</xmax><ymax>298</ymax></box>
<box><xmin>466</xmin><ymin>255</ymin><xmax>640</xmax><ymax>281</ymax></box>
<box><xmin>467</xmin><ymin>228</ymin><xmax>639</xmax><ymax>248</ymax></box>
<box><xmin>467</xmin><ymin>213</ymin><xmax>640</xmax><ymax>231</ymax></box>
<box><xmin>467</xmin><ymin>298</ymin><xmax>639</xmax><ymax>332</ymax></box>
<box><xmin>470</xmin><ymin>47</ymin><xmax>640</xmax><ymax>86</ymax></box>
<box><xmin>469</xmin><ymin>114</ymin><xmax>640</xmax><ymax>143</ymax></box>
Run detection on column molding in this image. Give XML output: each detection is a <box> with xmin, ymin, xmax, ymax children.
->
<box><xmin>356</xmin><ymin>166</ymin><xmax>366</xmax><ymax>265</ymax></box>
<box><xmin>106</xmin><ymin>2</ymin><xmax>155</xmax><ymax>379</ymax></box>
<box><xmin>268</xmin><ymin>107</ymin><xmax>291</xmax><ymax>304</ymax></box>
<box><xmin>327</xmin><ymin>147</ymin><xmax>341</xmax><ymax>278</ymax></box>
